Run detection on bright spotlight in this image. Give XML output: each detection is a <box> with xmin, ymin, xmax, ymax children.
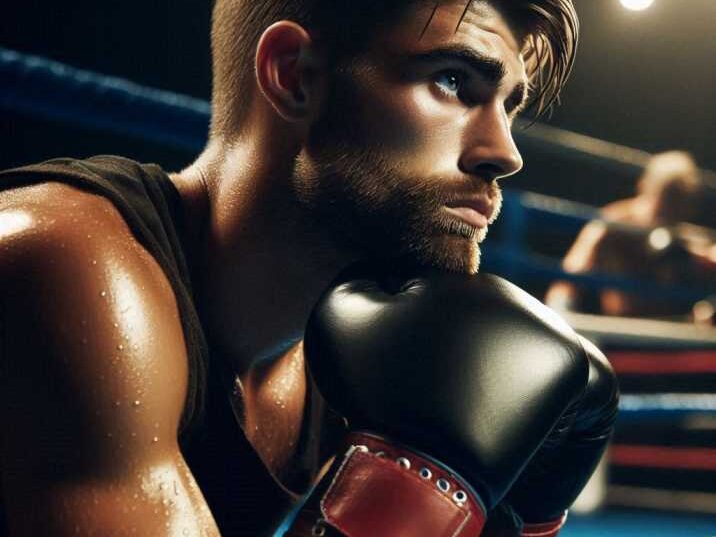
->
<box><xmin>620</xmin><ymin>0</ymin><xmax>655</xmax><ymax>10</ymax></box>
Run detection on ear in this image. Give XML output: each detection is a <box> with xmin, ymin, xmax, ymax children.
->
<box><xmin>255</xmin><ymin>21</ymin><xmax>323</xmax><ymax>122</ymax></box>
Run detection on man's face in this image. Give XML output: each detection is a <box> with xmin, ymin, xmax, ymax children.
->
<box><xmin>295</xmin><ymin>1</ymin><xmax>526</xmax><ymax>273</ymax></box>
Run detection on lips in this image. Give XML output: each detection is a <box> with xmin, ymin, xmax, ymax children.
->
<box><xmin>444</xmin><ymin>197</ymin><xmax>494</xmax><ymax>229</ymax></box>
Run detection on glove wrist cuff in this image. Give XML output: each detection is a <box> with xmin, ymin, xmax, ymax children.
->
<box><xmin>521</xmin><ymin>511</ymin><xmax>568</xmax><ymax>537</ymax></box>
<box><xmin>288</xmin><ymin>432</ymin><xmax>486</xmax><ymax>536</ymax></box>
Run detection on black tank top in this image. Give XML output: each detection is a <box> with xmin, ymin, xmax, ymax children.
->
<box><xmin>0</xmin><ymin>156</ymin><xmax>333</xmax><ymax>536</ymax></box>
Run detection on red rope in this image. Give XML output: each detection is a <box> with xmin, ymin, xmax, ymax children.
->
<box><xmin>611</xmin><ymin>444</ymin><xmax>716</xmax><ymax>471</ymax></box>
<box><xmin>609</xmin><ymin>350</ymin><xmax>716</xmax><ymax>374</ymax></box>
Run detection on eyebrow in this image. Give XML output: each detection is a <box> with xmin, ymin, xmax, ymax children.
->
<box><xmin>412</xmin><ymin>45</ymin><xmax>506</xmax><ymax>85</ymax></box>
<box><xmin>411</xmin><ymin>45</ymin><xmax>528</xmax><ymax>113</ymax></box>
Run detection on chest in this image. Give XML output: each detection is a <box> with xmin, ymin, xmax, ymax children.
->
<box><xmin>240</xmin><ymin>342</ymin><xmax>308</xmax><ymax>476</ymax></box>
<box><xmin>182</xmin><ymin>342</ymin><xmax>330</xmax><ymax>536</ymax></box>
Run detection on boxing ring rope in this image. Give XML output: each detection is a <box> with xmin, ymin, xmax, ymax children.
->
<box><xmin>512</xmin><ymin>118</ymin><xmax>716</xmax><ymax>189</ymax></box>
<box><xmin>3</xmin><ymin>47</ymin><xmax>716</xmax><ymax>519</ymax></box>
<box><xmin>566</xmin><ymin>312</ymin><xmax>716</xmax><ymax>349</ymax></box>
<box><xmin>514</xmin><ymin>118</ymin><xmax>650</xmax><ymax>170</ymax></box>
<box><xmin>0</xmin><ymin>47</ymin><xmax>210</xmax><ymax>151</ymax></box>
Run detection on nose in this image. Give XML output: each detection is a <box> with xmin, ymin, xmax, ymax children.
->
<box><xmin>459</xmin><ymin>101</ymin><xmax>524</xmax><ymax>181</ymax></box>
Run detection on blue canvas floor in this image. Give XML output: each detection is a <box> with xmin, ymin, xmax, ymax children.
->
<box><xmin>563</xmin><ymin>511</ymin><xmax>716</xmax><ymax>537</ymax></box>
<box><xmin>276</xmin><ymin>510</ymin><xmax>716</xmax><ymax>536</ymax></box>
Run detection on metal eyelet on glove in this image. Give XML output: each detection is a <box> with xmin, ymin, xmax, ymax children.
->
<box><xmin>436</xmin><ymin>478</ymin><xmax>450</xmax><ymax>492</ymax></box>
<box><xmin>311</xmin><ymin>519</ymin><xmax>327</xmax><ymax>536</ymax></box>
<box><xmin>396</xmin><ymin>456</ymin><xmax>411</xmax><ymax>469</ymax></box>
<box><xmin>452</xmin><ymin>490</ymin><xmax>467</xmax><ymax>505</ymax></box>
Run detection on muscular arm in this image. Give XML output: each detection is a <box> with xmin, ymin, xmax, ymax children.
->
<box><xmin>0</xmin><ymin>183</ymin><xmax>220</xmax><ymax>536</ymax></box>
<box><xmin>545</xmin><ymin>221</ymin><xmax>607</xmax><ymax>311</ymax></box>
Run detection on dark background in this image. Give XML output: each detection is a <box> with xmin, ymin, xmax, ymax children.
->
<box><xmin>1</xmin><ymin>0</ymin><xmax>715</xmax><ymax>206</ymax></box>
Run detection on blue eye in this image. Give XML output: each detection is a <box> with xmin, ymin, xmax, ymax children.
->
<box><xmin>434</xmin><ymin>71</ymin><xmax>463</xmax><ymax>96</ymax></box>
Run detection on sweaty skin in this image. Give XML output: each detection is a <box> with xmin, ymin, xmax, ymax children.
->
<box><xmin>0</xmin><ymin>183</ymin><xmax>218</xmax><ymax>536</ymax></box>
<box><xmin>1</xmin><ymin>2</ymin><xmax>527</xmax><ymax>535</ymax></box>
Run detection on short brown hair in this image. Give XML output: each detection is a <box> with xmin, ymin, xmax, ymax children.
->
<box><xmin>210</xmin><ymin>0</ymin><xmax>578</xmax><ymax>136</ymax></box>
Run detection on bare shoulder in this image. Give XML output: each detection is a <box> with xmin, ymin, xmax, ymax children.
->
<box><xmin>600</xmin><ymin>198</ymin><xmax>636</xmax><ymax>221</ymax></box>
<box><xmin>0</xmin><ymin>181</ymin><xmax>184</xmax><ymax>377</ymax></box>
<box><xmin>0</xmin><ymin>180</ymin><xmax>168</xmax><ymax>272</ymax></box>
<box><xmin>0</xmin><ymin>181</ymin><xmax>219</xmax><ymax>535</ymax></box>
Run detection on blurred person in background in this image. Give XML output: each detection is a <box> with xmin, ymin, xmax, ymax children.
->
<box><xmin>546</xmin><ymin>150</ymin><xmax>716</xmax><ymax>321</ymax></box>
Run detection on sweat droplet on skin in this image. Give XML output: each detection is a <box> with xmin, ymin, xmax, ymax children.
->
<box><xmin>133</xmin><ymin>400</ymin><xmax>141</xmax><ymax>407</ymax></box>
<box><xmin>100</xmin><ymin>291</ymin><xmax>107</xmax><ymax>298</ymax></box>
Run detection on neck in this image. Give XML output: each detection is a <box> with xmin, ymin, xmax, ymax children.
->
<box><xmin>175</xmin><ymin>134</ymin><xmax>354</xmax><ymax>375</ymax></box>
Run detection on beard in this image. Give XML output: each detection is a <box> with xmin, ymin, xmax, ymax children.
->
<box><xmin>291</xmin><ymin>71</ymin><xmax>502</xmax><ymax>274</ymax></box>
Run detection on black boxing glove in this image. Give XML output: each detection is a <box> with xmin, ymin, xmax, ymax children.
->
<box><xmin>286</xmin><ymin>265</ymin><xmax>591</xmax><ymax>537</ymax></box>
<box><xmin>489</xmin><ymin>336</ymin><xmax>618</xmax><ymax>537</ymax></box>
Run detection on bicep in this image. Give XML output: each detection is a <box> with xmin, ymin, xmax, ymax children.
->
<box><xmin>562</xmin><ymin>221</ymin><xmax>608</xmax><ymax>273</ymax></box>
<box><xmin>0</xmin><ymin>199</ymin><xmax>219</xmax><ymax>536</ymax></box>
<box><xmin>548</xmin><ymin>222</ymin><xmax>610</xmax><ymax>311</ymax></box>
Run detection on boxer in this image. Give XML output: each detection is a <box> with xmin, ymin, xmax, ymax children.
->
<box><xmin>0</xmin><ymin>1</ymin><xmax>586</xmax><ymax>535</ymax></box>
<box><xmin>546</xmin><ymin>151</ymin><xmax>711</xmax><ymax>318</ymax></box>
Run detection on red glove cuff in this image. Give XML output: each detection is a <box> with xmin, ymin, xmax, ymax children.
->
<box><xmin>521</xmin><ymin>512</ymin><xmax>568</xmax><ymax>537</ymax></box>
<box><xmin>289</xmin><ymin>432</ymin><xmax>486</xmax><ymax>537</ymax></box>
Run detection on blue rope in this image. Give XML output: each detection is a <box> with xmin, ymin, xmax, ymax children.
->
<box><xmin>481</xmin><ymin>243</ymin><xmax>714</xmax><ymax>304</ymax></box>
<box><xmin>617</xmin><ymin>394</ymin><xmax>716</xmax><ymax>422</ymax></box>
<box><xmin>0</xmin><ymin>47</ymin><xmax>210</xmax><ymax>151</ymax></box>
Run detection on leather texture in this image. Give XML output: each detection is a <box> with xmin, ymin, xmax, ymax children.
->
<box><xmin>319</xmin><ymin>433</ymin><xmax>485</xmax><ymax>537</ymax></box>
<box><xmin>304</xmin><ymin>264</ymin><xmax>592</xmax><ymax>510</ymax></box>
<box><xmin>501</xmin><ymin>335</ymin><xmax>619</xmax><ymax>523</ymax></box>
